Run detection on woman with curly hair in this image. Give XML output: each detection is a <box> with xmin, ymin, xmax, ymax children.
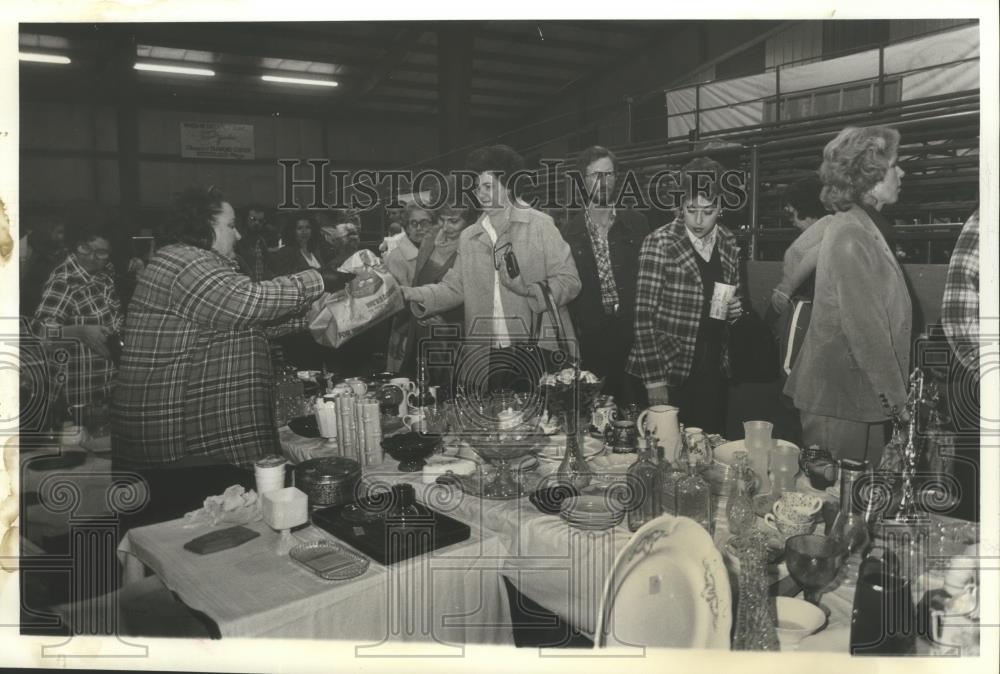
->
<box><xmin>784</xmin><ymin>125</ymin><xmax>911</xmax><ymax>463</ymax></box>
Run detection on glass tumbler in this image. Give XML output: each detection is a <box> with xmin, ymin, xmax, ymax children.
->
<box><xmin>770</xmin><ymin>443</ymin><xmax>800</xmax><ymax>495</ymax></box>
<box><xmin>743</xmin><ymin>421</ymin><xmax>774</xmax><ymax>494</ymax></box>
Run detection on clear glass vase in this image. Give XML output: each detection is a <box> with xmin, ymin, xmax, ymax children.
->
<box><xmin>729</xmin><ymin>534</ymin><xmax>780</xmax><ymax>651</ymax></box>
<box><xmin>555</xmin><ymin>411</ymin><xmax>593</xmax><ymax>490</ymax></box>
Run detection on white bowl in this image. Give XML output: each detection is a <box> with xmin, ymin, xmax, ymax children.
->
<box><xmin>774</xmin><ymin>597</ymin><xmax>826</xmax><ymax>650</ymax></box>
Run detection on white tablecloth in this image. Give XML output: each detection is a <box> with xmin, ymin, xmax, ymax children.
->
<box><xmin>118</xmin><ymin>517</ymin><xmax>514</xmax><ymax>645</ymax></box>
<box><xmin>280</xmin><ymin>427</ymin><xmax>649</xmax><ymax>639</ymax></box>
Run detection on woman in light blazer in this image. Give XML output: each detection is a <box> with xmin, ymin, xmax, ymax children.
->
<box><xmin>784</xmin><ymin>125</ymin><xmax>911</xmax><ymax>463</ymax></box>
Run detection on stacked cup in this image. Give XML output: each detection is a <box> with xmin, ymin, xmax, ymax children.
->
<box><xmin>315</xmin><ymin>396</ymin><xmax>339</xmax><ymax>439</ymax></box>
<box><xmin>763</xmin><ymin>492</ymin><xmax>822</xmax><ymax>538</ymax></box>
<box><xmin>254</xmin><ymin>454</ymin><xmax>288</xmax><ymax>496</ymax></box>
<box><xmin>360</xmin><ymin>398</ymin><xmax>382</xmax><ymax>466</ymax></box>
<box><xmin>336</xmin><ymin>393</ymin><xmax>358</xmax><ymax>459</ymax></box>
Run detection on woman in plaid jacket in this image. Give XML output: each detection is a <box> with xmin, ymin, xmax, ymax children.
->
<box><xmin>626</xmin><ymin>158</ymin><xmax>743</xmax><ymax>434</ymax></box>
<box><xmin>112</xmin><ymin>187</ymin><xmax>325</xmax><ymax>530</ymax></box>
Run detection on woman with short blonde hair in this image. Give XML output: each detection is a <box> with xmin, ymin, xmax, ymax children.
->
<box><xmin>785</xmin><ymin>125</ymin><xmax>911</xmax><ymax>463</ymax></box>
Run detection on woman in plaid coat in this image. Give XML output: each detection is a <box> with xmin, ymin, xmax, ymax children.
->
<box><xmin>112</xmin><ymin>187</ymin><xmax>325</xmax><ymax>530</ymax></box>
<box><xmin>626</xmin><ymin>158</ymin><xmax>743</xmax><ymax>434</ymax></box>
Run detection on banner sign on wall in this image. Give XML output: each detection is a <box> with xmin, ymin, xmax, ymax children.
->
<box><xmin>180</xmin><ymin>122</ymin><xmax>255</xmax><ymax>159</ymax></box>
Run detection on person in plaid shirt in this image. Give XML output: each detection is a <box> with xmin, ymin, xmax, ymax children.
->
<box><xmin>564</xmin><ymin>146</ymin><xmax>649</xmax><ymax>406</ymax></box>
<box><xmin>34</xmin><ymin>224</ymin><xmax>123</xmax><ymax>411</ymax></box>
<box><xmin>941</xmin><ymin>209</ymin><xmax>980</xmax><ymax>523</ymax></box>
<box><xmin>942</xmin><ymin>209</ymin><xmax>979</xmax><ymax>381</ymax></box>
<box><xmin>111</xmin><ymin>187</ymin><xmax>325</xmax><ymax>529</ymax></box>
<box><xmin>626</xmin><ymin>158</ymin><xmax>743</xmax><ymax>433</ymax></box>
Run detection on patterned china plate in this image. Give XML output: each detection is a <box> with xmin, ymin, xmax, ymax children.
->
<box><xmin>595</xmin><ymin>514</ymin><xmax>732</xmax><ymax>649</ymax></box>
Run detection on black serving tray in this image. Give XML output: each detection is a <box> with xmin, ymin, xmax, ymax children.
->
<box><xmin>310</xmin><ymin>500</ymin><xmax>471</xmax><ymax>566</ymax></box>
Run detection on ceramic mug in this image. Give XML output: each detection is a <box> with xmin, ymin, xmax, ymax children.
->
<box><xmin>344</xmin><ymin>377</ymin><xmax>368</xmax><ymax>396</ymax></box>
<box><xmin>390</xmin><ymin>378</ymin><xmax>415</xmax><ymax>417</ymax></box>
<box><xmin>930</xmin><ymin>585</ymin><xmax>980</xmax><ymax>656</ymax></box>
<box><xmin>402</xmin><ymin>412</ymin><xmax>427</xmax><ymax>433</ymax></box>
<box><xmin>764</xmin><ymin>511</ymin><xmax>816</xmax><ymax>537</ymax></box>
<box><xmin>590</xmin><ymin>401</ymin><xmax>618</xmax><ymax>434</ymax></box>
<box><xmin>390</xmin><ymin>377</ymin><xmax>416</xmax><ymax>394</ymax></box>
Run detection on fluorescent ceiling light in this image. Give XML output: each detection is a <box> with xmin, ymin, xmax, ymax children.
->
<box><xmin>19</xmin><ymin>52</ymin><xmax>71</xmax><ymax>65</ymax></box>
<box><xmin>135</xmin><ymin>62</ymin><xmax>215</xmax><ymax>77</ymax></box>
<box><xmin>262</xmin><ymin>75</ymin><xmax>339</xmax><ymax>88</ymax></box>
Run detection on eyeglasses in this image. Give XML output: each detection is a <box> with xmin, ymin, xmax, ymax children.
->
<box><xmin>585</xmin><ymin>171</ymin><xmax>615</xmax><ymax>180</ymax></box>
<box><xmin>408</xmin><ymin>219</ymin><xmax>433</xmax><ymax>229</ymax></box>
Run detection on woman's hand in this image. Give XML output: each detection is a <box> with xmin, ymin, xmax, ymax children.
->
<box><xmin>726</xmin><ymin>296</ymin><xmax>744</xmax><ymax>323</ymax></box>
<box><xmin>498</xmin><ymin>261</ymin><xmax>539</xmax><ymax>300</ymax></box>
<box><xmin>400</xmin><ymin>285</ymin><xmax>414</xmax><ymax>301</ymax></box>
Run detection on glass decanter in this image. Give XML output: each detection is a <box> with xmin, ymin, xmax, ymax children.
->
<box><xmin>660</xmin><ymin>425</ymin><xmax>689</xmax><ymax>516</ymax></box>
<box><xmin>728</xmin><ymin>533</ymin><xmax>780</xmax><ymax>651</ymax></box>
<box><xmin>627</xmin><ymin>433</ymin><xmax>663</xmax><ymax>532</ymax></box>
<box><xmin>726</xmin><ymin>454</ymin><xmax>756</xmax><ymax>538</ymax></box>
<box><xmin>676</xmin><ymin>451</ymin><xmax>712</xmax><ymax>534</ymax></box>
<box><xmin>829</xmin><ymin>459</ymin><xmax>872</xmax><ymax>590</ymax></box>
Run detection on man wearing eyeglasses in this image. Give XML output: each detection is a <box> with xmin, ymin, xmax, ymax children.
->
<box><xmin>563</xmin><ymin>146</ymin><xmax>649</xmax><ymax>406</ymax></box>
<box><xmin>34</xmin><ymin>223</ymin><xmax>124</xmax><ymax>410</ymax></box>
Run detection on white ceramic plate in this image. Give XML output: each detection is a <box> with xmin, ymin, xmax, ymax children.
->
<box><xmin>561</xmin><ymin>494</ymin><xmax>624</xmax><ymax>516</ymax></box>
<box><xmin>562</xmin><ymin>515</ymin><xmax>624</xmax><ymax>527</ymax></box>
<box><xmin>595</xmin><ymin>514</ymin><xmax>732</xmax><ymax>649</ymax></box>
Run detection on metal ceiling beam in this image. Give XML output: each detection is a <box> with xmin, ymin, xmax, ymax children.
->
<box><xmin>45</xmin><ymin>23</ymin><xmax>386</xmax><ymax>70</ymax></box>
<box><xmin>507</xmin><ymin>24</ymin><xmax>680</xmax><ymax>132</ymax></box>
<box><xmin>375</xmin><ymin>79</ymin><xmax>545</xmax><ymax>102</ymax></box>
<box><xmin>353</xmin><ymin>27</ymin><xmax>429</xmax><ymax>99</ymax></box>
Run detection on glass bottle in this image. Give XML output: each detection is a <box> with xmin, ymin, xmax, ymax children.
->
<box><xmin>412</xmin><ymin>353</ymin><xmax>436</xmax><ymax>412</ymax></box>
<box><xmin>676</xmin><ymin>450</ymin><xmax>712</xmax><ymax>534</ymax></box>
<box><xmin>628</xmin><ymin>433</ymin><xmax>663</xmax><ymax>532</ymax></box>
<box><xmin>660</xmin><ymin>426</ymin><xmax>689</xmax><ymax>515</ymax></box>
<box><xmin>830</xmin><ymin>459</ymin><xmax>872</xmax><ymax>589</ymax></box>
<box><xmin>726</xmin><ymin>454</ymin><xmax>756</xmax><ymax>538</ymax></box>
<box><xmin>729</xmin><ymin>534</ymin><xmax>781</xmax><ymax>651</ymax></box>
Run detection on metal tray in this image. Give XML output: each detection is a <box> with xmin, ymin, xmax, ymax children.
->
<box><xmin>288</xmin><ymin>540</ymin><xmax>370</xmax><ymax>581</ymax></box>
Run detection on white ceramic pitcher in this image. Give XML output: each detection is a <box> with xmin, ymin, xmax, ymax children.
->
<box><xmin>636</xmin><ymin>405</ymin><xmax>681</xmax><ymax>463</ymax></box>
